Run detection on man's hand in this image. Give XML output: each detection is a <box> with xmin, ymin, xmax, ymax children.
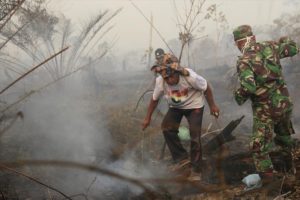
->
<box><xmin>142</xmin><ymin>117</ymin><xmax>151</xmax><ymax>131</ymax></box>
<box><xmin>204</xmin><ymin>84</ymin><xmax>220</xmax><ymax>118</ymax></box>
<box><xmin>142</xmin><ymin>99</ymin><xmax>159</xmax><ymax>131</ymax></box>
<box><xmin>210</xmin><ymin>104</ymin><xmax>220</xmax><ymax>118</ymax></box>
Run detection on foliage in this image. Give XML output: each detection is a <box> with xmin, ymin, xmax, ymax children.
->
<box><xmin>0</xmin><ymin>0</ymin><xmax>121</xmax><ymax>81</ymax></box>
<box><xmin>172</xmin><ymin>0</ymin><xmax>228</xmax><ymax>64</ymax></box>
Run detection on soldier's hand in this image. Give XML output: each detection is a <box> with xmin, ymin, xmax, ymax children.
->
<box><xmin>279</xmin><ymin>36</ymin><xmax>289</xmax><ymax>43</ymax></box>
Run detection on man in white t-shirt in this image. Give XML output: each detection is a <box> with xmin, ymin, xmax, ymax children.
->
<box><xmin>142</xmin><ymin>50</ymin><xmax>220</xmax><ymax>181</ymax></box>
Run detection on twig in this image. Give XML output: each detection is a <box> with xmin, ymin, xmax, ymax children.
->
<box><xmin>0</xmin><ymin>0</ymin><xmax>25</xmax><ymax>31</ymax></box>
<box><xmin>134</xmin><ymin>89</ymin><xmax>154</xmax><ymax>111</ymax></box>
<box><xmin>0</xmin><ymin>163</ymin><xmax>73</xmax><ymax>200</ymax></box>
<box><xmin>177</xmin><ymin>0</ymin><xmax>207</xmax><ymax>63</ymax></box>
<box><xmin>130</xmin><ymin>0</ymin><xmax>175</xmax><ymax>55</ymax></box>
<box><xmin>0</xmin><ymin>6</ymin><xmax>43</xmax><ymax>52</ymax></box>
<box><xmin>86</xmin><ymin>177</ymin><xmax>97</xmax><ymax>194</ymax></box>
<box><xmin>0</xmin><ymin>189</ymin><xmax>6</xmax><ymax>200</ymax></box>
<box><xmin>279</xmin><ymin>175</ymin><xmax>286</xmax><ymax>195</ymax></box>
<box><xmin>0</xmin><ymin>20</ymin><xmax>29</xmax><ymax>51</ymax></box>
<box><xmin>0</xmin><ymin>46</ymin><xmax>70</xmax><ymax>95</ymax></box>
<box><xmin>273</xmin><ymin>191</ymin><xmax>291</xmax><ymax>200</ymax></box>
<box><xmin>201</xmin><ymin>128</ymin><xmax>223</xmax><ymax>138</ymax></box>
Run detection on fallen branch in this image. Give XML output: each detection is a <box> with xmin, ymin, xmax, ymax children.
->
<box><xmin>0</xmin><ymin>46</ymin><xmax>70</xmax><ymax>95</ymax></box>
<box><xmin>279</xmin><ymin>176</ymin><xmax>286</xmax><ymax>195</ymax></box>
<box><xmin>1</xmin><ymin>160</ymin><xmax>232</xmax><ymax>195</ymax></box>
<box><xmin>1</xmin><ymin>160</ymin><xmax>154</xmax><ymax>195</ymax></box>
<box><xmin>273</xmin><ymin>191</ymin><xmax>291</xmax><ymax>200</ymax></box>
<box><xmin>201</xmin><ymin>127</ymin><xmax>223</xmax><ymax>138</ymax></box>
<box><xmin>0</xmin><ymin>163</ymin><xmax>73</xmax><ymax>200</ymax></box>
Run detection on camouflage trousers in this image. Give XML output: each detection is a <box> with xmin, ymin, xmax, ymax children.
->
<box><xmin>250</xmin><ymin>107</ymin><xmax>295</xmax><ymax>172</ymax></box>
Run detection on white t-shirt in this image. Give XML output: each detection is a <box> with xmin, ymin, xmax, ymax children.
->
<box><xmin>153</xmin><ymin>68</ymin><xmax>207</xmax><ymax>109</ymax></box>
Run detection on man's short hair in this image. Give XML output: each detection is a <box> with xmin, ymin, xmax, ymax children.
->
<box><xmin>155</xmin><ymin>48</ymin><xmax>165</xmax><ymax>59</ymax></box>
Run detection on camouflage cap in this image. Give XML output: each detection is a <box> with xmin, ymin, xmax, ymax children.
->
<box><xmin>233</xmin><ymin>25</ymin><xmax>253</xmax><ymax>41</ymax></box>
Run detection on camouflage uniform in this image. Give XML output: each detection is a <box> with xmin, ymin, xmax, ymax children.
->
<box><xmin>233</xmin><ymin>25</ymin><xmax>299</xmax><ymax>172</ymax></box>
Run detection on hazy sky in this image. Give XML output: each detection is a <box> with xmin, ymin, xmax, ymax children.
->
<box><xmin>47</xmin><ymin>0</ymin><xmax>299</xmax><ymax>55</ymax></box>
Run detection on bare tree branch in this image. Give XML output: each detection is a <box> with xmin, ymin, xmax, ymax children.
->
<box><xmin>134</xmin><ymin>89</ymin><xmax>154</xmax><ymax>112</ymax></box>
<box><xmin>1</xmin><ymin>160</ymin><xmax>232</xmax><ymax>195</ymax></box>
<box><xmin>0</xmin><ymin>163</ymin><xmax>73</xmax><ymax>200</ymax></box>
<box><xmin>86</xmin><ymin>177</ymin><xmax>97</xmax><ymax>194</ymax></box>
<box><xmin>130</xmin><ymin>0</ymin><xmax>175</xmax><ymax>55</ymax></box>
<box><xmin>1</xmin><ymin>160</ymin><xmax>154</xmax><ymax>195</ymax></box>
<box><xmin>0</xmin><ymin>19</ymin><xmax>29</xmax><ymax>51</ymax></box>
<box><xmin>0</xmin><ymin>46</ymin><xmax>69</xmax><ymax>95</ymax></box>
<box><xmin>0</xmin><ymin>0</ymin><xmax>26</xmax><ymax>31</ymax></box>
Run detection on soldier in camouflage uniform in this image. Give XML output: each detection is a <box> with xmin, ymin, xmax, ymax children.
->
<box><xmin>233</xmin><ymin>25</ymin><xmax>299</xmax><ymax>175</ymax></box>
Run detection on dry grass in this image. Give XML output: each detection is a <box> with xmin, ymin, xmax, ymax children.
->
<box><xmin>103</xmin><ymin>102</ymin><xmax>164</xmax><ymax>162</ymax></box>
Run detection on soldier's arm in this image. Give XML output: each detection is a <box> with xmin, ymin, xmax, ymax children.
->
<box><xmin>278</xmin><ymin>37</ymin><xmax>299</xmax><ymax>58</ymax></box>
<box><xmin>234</xmin><ymin>61</ymin><xmax>256</xmax><ymax>105</ymax></box>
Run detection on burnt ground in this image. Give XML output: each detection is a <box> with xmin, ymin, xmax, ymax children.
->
<box><xmin>131</xmin><ymin>140</ymin><xmax>300</xmax><ymax>200</ymax></box>
<box><xmin>110</xmin><ymin>67</ymin><xmax>300</xmax><ymax>199</ymax></box>
<box><xmin>0</xmin><ymin>66</ymin><xmax>299</xmax><ymax>199</ymax></box>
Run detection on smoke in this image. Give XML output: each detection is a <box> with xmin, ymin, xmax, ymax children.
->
<box><xmin>0</xmin><ymin>67</ymin><xmax>171</xmax><ymax>199</ymax></box>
